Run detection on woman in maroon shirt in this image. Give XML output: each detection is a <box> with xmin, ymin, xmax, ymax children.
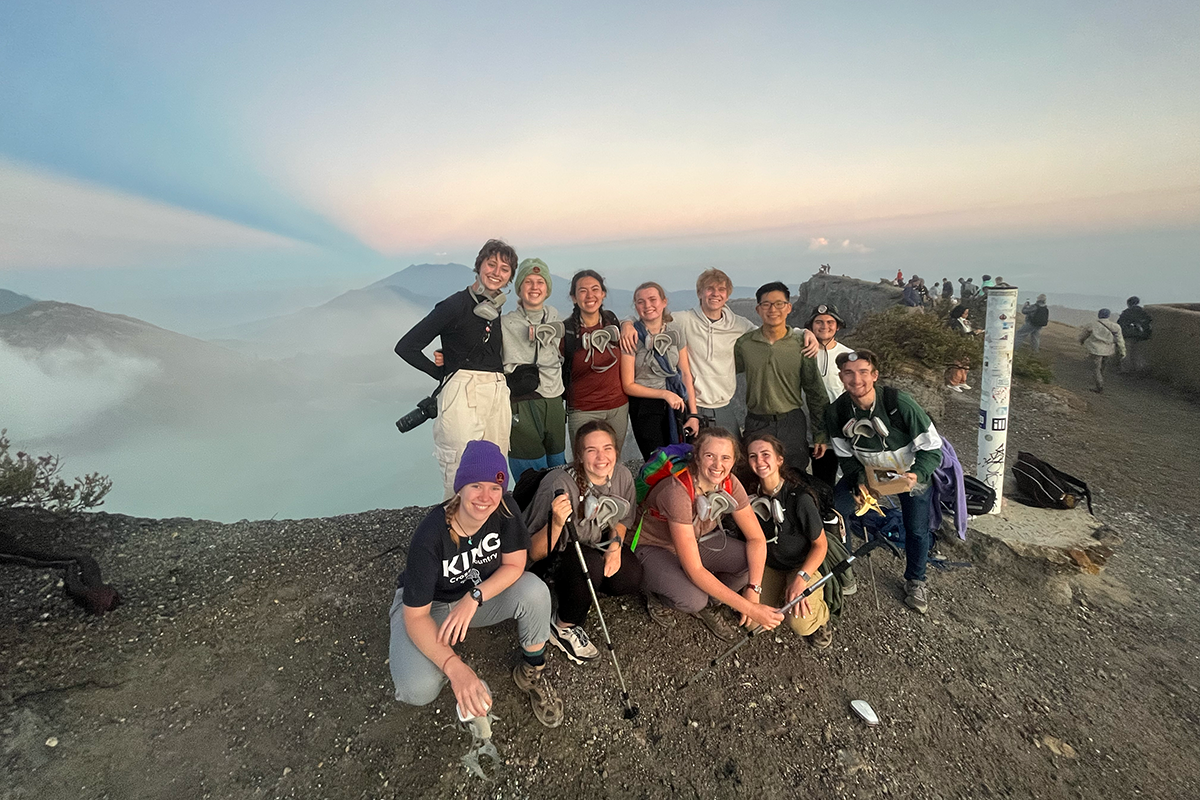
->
<box><xmin>562</xmin><ymin>270</ymin><xmax>628</xmax><ymax>453</ymax></box>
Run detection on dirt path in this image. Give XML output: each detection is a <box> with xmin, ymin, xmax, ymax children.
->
<box><xmin>3</xmin><ymin>324</ymin><xmax>1199</xmax><ymax>800</ymax></box>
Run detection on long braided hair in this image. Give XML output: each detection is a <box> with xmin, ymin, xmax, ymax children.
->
<box><xmin>569</xmin><ymin>419</ymin><xmax>620</xmax><ymax>500</ymax></box>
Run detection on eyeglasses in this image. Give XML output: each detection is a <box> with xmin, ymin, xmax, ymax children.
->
<box><xmin>757</xmin><ymin>301</ymin><xmax>790</xmax><ymax>310</ymax></box>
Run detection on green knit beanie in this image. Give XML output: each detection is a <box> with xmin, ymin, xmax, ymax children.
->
<box><xmin>514</xmin><ymin>258</ymin><xmax>552</xmax><ymax>294</ymax></box>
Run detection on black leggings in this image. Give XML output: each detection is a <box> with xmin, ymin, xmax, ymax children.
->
<box><xmin>552</xmin><ymin>543</ymin><xmax>644</xmax><ymax>626</ymax></box>
<box><xmin>628</xmin><ymin>396</ymin><xmax>679</xmax><ymax>459</ymax></box>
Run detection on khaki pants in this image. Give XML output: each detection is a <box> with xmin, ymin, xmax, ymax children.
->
<box><xmin>762</xmin><ymin>565</ymin><xmax>829</xmax><ymax>637</ymax></box>
<box><xmin>567</xmin><ymin>403</ymin><xmax>630</xmax><ymax>458</ymax></box>
<box><xmin>432</xmin><ymin>370</ymin><xmax>511</xmax><ymax>499</ymax></box>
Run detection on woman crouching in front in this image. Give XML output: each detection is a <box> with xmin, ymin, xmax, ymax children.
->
<box><xmin>524</xmin><ymin>420</ymin><xmax>644</xmax><ymax>664</ymax></box>
<box><xmin>634</xmin><ymin>427</ymin><xmax>784</xmax><ymax>641</ymax></box>
<box><xmin>388</xmin><ymin>440</ymin><xmax>564</xmax><ymax>728</ymax></box>
<box><xmin>741</xmin><ymin>433</ymin><xmax>835</xmax><ymax>648</ymax></box>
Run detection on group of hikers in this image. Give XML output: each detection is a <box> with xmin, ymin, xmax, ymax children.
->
<box><xmin>389</xmin><ymin>239</ymin><xmax>951</xmax><ymax>731</ymax></box>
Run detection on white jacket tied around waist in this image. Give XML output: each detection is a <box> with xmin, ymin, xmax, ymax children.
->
<box><xmin>675</xmin><ymin>307</ymin><xmax>756</xmax><ymax>409</ymax></box>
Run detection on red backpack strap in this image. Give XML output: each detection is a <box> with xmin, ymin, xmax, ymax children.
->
<box><xmin>674</xmin><ymin>468</ymin><xmax>697</xmax><ymax>502</ymax></box>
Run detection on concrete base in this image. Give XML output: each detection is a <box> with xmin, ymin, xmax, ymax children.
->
<box><xmin>968</xmin><ymin>497</ymin><xmax>1119</xmax><ymax>574</ymax></box>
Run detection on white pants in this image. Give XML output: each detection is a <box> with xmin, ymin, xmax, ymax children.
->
<box><xmin>433</xmin><ymin>370</ymin><xmax>511</xmax><ymax>499</ymax></box>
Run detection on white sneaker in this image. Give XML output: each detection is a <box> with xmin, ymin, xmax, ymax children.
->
<box><xmin>549</xmin><ymin>621</ymin><xmax>600</xmax><ymax>664</ymax></box>
<box><xmin>960</xmin><ymin>383</ymin><xmax>972</xmax><ymax>390</ymax></box>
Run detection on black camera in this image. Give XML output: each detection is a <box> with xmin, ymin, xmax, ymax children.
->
<box><xmin>395</xmin><ymin>395</ymin><xmax>440</xmax><ymax>433</ymax></box>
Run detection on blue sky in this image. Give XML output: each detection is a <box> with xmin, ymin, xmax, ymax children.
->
<box><xmin>1</xmin><ymin>1</ymin><xmax>1197</xmax><ymax>331</ymax></box>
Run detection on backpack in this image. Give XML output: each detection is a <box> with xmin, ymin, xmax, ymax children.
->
<box><xmin>962</xmin><ymin>474</ymin><xmax>997</xmax><ymax>516</ymax></box>
<box><xmin>513</xmin><ymin>467</ymin><xmax>561</xmax><ymax>512</ymax></box>
<box><xmin>1012</xmin><ymin>452</ymin><xmax>1093</xmax><ymax>513</ymax></box>
<box><xmin>634</xmin><ymin>443</ymin><xmax>694</xmax><ymax>504</ymax></box>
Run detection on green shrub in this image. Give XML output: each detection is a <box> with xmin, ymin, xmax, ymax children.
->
<box><xmin>0</xmin><ymin>429</ymin><xmax>112</xmax><ymax>513</ymax></box>
<box><xmin>1013</xmin><ymin>350</ymin><xmax>1054</xmax><ymax>383</ymax></box>
<box><xmin>845</xmin><ymin>307</ymin><xmax>983</xmax><ymax>375</ymax></box>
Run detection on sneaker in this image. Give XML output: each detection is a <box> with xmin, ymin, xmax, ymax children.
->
<box><xmin>691</xmin><ymin>605</ymin><xmax>739</xmax><ymax>642</ymax></box>
<box><xmin>960</xmin><ymin>383</ymin><xmax>972</xmax><ymax>390</ymax></box>
<box><xmin>808</xmin><ymin>622</ymin><xmax>834</xmax><ymax>649</ymax></box>
<box><xmin>549</xmin><ymin>621</ymin><xmax>599</xmax><ymax>664</ymax></box>
<box><xmin>645</xmin><ymin>592</ymin><xmax>677</xmax><ymax>629</ymax></box>
<box><xmin>512</xmin><ymin>661</ymin><xmax>564</xmax><ymax>728</ymax></box>
<box><xmin>841</xmin><ymin>578</ymin><xmax>858</xmax><ymax>597</ymax></box>
<box><xmin>904</xmin><ymin>579</ymin><xmax>929</xmax><ymax>614</ymax></box>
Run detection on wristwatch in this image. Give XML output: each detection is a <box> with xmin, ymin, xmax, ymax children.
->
<box><xmin>470</xmin><ymin>587</ymin><xmax>484</xmax><ymax>606</ymax></box>
<box><xmin>747</xmin><ymin>583</ymin><xmax>763</xmax><ymax>595</ymax></box>
<box><xmin>797</xmin><ymin>570</ymin><xmax>811</xmax><ymax>583</ymax></box>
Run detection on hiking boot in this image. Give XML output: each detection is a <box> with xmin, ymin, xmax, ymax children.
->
<box><xmin>549</xmin><ymin>621</ymin><xmax>599</xmax><ymax>664</ymax></box>
<box><xmin>512</xmin><ymin>661</ymin><xmax>564</xmax><ymax>728</ymax></box>
<box><xmin>904</xmin><ymin>580</ymin><xmax>929</xmax><ymax>614</ymax></box>
<box><xmin>645</xmin><ymin>592</ymin><xmax>677</xmax><ymax>629</ymax></box>
<box><xmin>841</xmin><ymin>578</ymin><xmax>858</xmax><ymax>596</ymax></box>
<box><xmin>691</xmin><ymin>605</ymin><xmax>739</xmax><ymax>642</ymax></box>
<box><xmin>808</xmin><ymin>622</ymin><xmax>834</xmax><ymax>649</ymax></box>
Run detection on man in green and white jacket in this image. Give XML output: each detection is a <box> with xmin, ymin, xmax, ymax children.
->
<box><xmin>825</xmin><ymin>349</ymin><xmax>943</xmax><ymax>614</ymax></box>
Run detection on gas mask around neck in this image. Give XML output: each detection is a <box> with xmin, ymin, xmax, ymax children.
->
<box><xmin>531</xmin><ymin>321</ymin><xmax>565</xmax><ymax>347</ymax></box>
<box><xmin>694</xmin><ymin>489</ymin><xmax>737</xmax><ymax>524</ymax></box>
<box><xmin>582</xmin><ymin>494</ymin><xmax>630</xmax><ymax>531</ymax></box>
<box><xmin>750</xmin><ymin>494</ymin><xmax>785</xmax><ymax>544</ymax></box>
<box><xmin>471</xmin><ymin>287</ymin><xmax>508</xmax><ymax>321</ymax></box>
<box><xmin>843</xmin><ymin>414</ymin><xmax>889</xmax><ymax>441</ymax></box>
<box><xmin>645</xmin><ymin>328</ymin><xmax>681</xmax><ymax>356</ymax></box>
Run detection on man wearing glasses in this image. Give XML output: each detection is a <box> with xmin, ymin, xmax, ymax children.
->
<box><xmin>734</xmin><ymin>282</ymin><xmax>830</xmax><ymax>475</ymax></box>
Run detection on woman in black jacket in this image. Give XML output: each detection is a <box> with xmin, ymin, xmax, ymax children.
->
<box><xmin>740</xmin><ymin>433</ymin><xmax>839</xmax><ymax>648</ymax></box>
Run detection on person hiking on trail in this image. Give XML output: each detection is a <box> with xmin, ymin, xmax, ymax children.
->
<box><xmin>620</xmin><ymin>282</ymin><xmax>700</xmax><ymax>459</ymax></box>
<box><xmin>523</xmin><ymin>421</ymin><xmax>643</xmax><ymax>664</ymax></box>
<box><xmin>388</xmin><ymin>440</ymin><xmax>564</xmax><ymax>729</ymax></box>
<box><xmin>561</xmin><ymin>270</ymin><xmax>628</xmax><ymax>452</ymax></box>
<box><xmin>1118</xmin><ymin>296</ymin><xmax>1153</xmax><ymax>375</ymax></box>
<box><xmin>804</xmin><ymin>303</ymin><xmax>853</xmax><ymax>490</ymax></box>
<box><xmin>1079</xmin><ymin>309</ymin><xmax>1126</xmax><ymax>393</ymax></box>
<box><xmin>501</xmin><ymin>259</ymin><xmax>567</xmax><ymax>478</ymax></box>
<box><xmin>635</xmin><ymin>427</ymin><xmax>785</xmax><ymax>641</ymax></box>
<box><xmin>735</xmin><ymin>282</ymin><xmax>830</xmax><ymax>477</ymax></box>
<box><xmin>396</xmin><ymin>239</ymin><xmax>516</xmax><ymax>499</ymax></box>
<box><xmin>825</xmin><ymin>349</ymin><xmax>943</xmax><ymax>614</ymax></box>
<box><xmin>740</xmin><ymin>433</ymin><xmax>839</xmax><ymax>649</ymax></box>
<box><xmin>1015</xmin><ymin>294</ymin><xmax>1050</xmax><ymax>352</ymax></box>
<box><xmin>619</xmin><ymin>268</ymin><xmax>817</xmax><ymax>436</ymax></box>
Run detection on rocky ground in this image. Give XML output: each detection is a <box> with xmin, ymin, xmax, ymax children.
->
<box><xmin>3</xmin><ymin>323</ymin><xmax>1199</xmax><ymax>800</ymax></box>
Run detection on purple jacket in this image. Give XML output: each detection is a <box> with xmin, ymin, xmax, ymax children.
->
<box><xmin>930</xmin><ymin>438</ymin><xmax>967</xmax><ymax>539</ymax></box>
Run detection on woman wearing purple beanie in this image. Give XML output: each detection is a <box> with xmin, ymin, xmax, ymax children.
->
<box><xmin>388</xmin><ymin>440</ymin><xmax>564</xmax><ymax>728</ymax></box>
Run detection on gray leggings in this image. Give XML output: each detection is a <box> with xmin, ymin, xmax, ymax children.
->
<box><xmin>388</xmin><ymin>572</ymin><xmax>552</xmax><ymax>706</ymax></box>
<box><xmin>636</xmin><ymin>534</ymin><xmax>750</xmax><ymax>614</ymax></box>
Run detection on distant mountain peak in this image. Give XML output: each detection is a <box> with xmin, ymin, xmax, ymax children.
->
<box><xmin>0</xmin><ymin>288</ymin><xmax>37</xmax><ymax>316</ymax></box>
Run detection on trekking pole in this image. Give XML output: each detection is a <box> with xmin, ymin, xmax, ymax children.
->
<box><xmin>678</xmin><ymin>534</ymin><xmax>901</xmax><ymax>690</ymax></box>
<box><xmin>552</xmin><ymin>489</ymin><xmax>640</xmax><ymax>720</ymax></box>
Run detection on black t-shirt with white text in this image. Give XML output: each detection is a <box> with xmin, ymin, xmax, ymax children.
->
<box><xmin>398</xmin><ymin>496</ymin><xmax>530</xmax><ymax>606</ymax></box>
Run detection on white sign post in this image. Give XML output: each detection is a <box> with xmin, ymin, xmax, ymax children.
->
<box><xmin>977</xmin><ymin>285</ymin><xmax>1019</xmax><ymax>514</ymax></box>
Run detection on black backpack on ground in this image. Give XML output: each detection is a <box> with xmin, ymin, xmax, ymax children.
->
<box><xmin>962</xmin><ymin>474</ymin><xmax>997</xmax><ymax>516</ymax></box>
<box><xmin>1011</xmin><ymin>452</ymin><xmax>1093</xmax><ymax>513</ymax></box>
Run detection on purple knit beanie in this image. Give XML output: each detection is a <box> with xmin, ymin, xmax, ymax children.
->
<box><xmin>454</xmin><ymin>440</ymin><xmax>509</xmax><ymax>494</ymax></box>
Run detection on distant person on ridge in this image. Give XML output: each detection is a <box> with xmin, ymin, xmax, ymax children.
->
<box><xmin>501</xmin><ymin>259</ymin><xmax>567</xmax><ymax>478</ymax></box>
<box><xmin>1078</xmin><ymin>309</ymin><xmax>1126</xmax><ymax>394</ymax></box>
<box><xmin>619</xmin><ymin>269</ymin><xmax>817</xmax><ymax>436</ymax></box>
<box><xmin>895</xmin><ymin>269</ymin><xmax>904</xmax><ymax>287</ymax></box>
<box><xmin>981</xmin><ymin>274</ymin><xmax>995</xmax><ymax>289</ymax></box>
<box><xmin>735</xmin><ymin>282</ymin><xmax>830</xmax><ymax>476</ymax></box>
<box><xmin>396</xmin><ymin>239</ymin><xmax>516</xmax><ymax>499</ymax></box>
<box><xmin>958</xmin><ymin>277</ymin><xmax>978</xmax><ymax>300</ymax></box>
<box><xmin>1015</xmin><ymin>294</ymin><xmax>1050</xmax><ymax>352</ymax></box>
<box><xmin>825</xmin><ymin>349</ymin><xmax>943</xmax><ymax>614</ymax></box>
<box><xmin>941</xmin><ymin>278</ymin><xmax>954</xmax><ymax>303</ymax></box>
<box><xmin>901</xmin><ymin>278</ymin><xmax>922</xmax><ymax>310</ymax></box>
<box><xmin>1117</xmin><ymin>296</ymin><xmax>1153</xmax><ymax>375</ymax></box>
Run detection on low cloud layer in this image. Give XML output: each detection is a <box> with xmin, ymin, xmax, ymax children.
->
<box><xmin>808</xmin><ymin>236</ymin><xmax>874</xmax><ymax>254</ymax></box>
<box><xmin>0</xmin><ymin>340</ymin><xmax>159</xmax><ymax>439</ymax></box>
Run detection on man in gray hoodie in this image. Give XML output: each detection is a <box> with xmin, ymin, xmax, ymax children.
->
<box><xmin>1078</xmin><ymin>309</ymin><xmax>1126</xmax><ymax>393</ymax></box>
